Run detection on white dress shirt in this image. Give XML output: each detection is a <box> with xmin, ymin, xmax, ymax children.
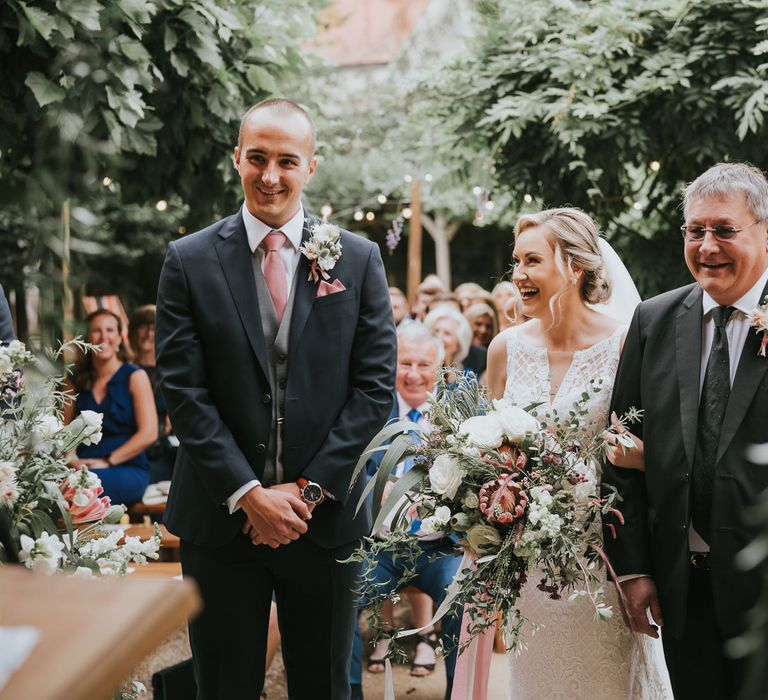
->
<box><xmin>226</xmin><ymin>206</ymin><xmax>305</xmax><ymax>514</ymax></box>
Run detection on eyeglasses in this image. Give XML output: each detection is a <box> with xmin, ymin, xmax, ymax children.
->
<box><xmin>680</xmin><ymin>220</ymin><xmax>763</xmax><ymax>242</ymax></box>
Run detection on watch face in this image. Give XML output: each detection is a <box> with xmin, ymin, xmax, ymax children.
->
<box><xmin>303</xmin><ymin>483</ymin><xmax>323</xmax><ymax>503</ymax></box>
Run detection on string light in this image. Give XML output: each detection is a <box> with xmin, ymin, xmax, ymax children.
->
<box><xmin>404</xmin><ymin>174</ymin><xmax>413</xmax><ymax>183</ymax></box>
<box><xmin>523</xmin><ymin>194</ymin><xmax>533</xmax><ymax>204</ymax></box>
<box><xmin>365</xmin><ymin>211</ymin><xmax>375</xmax><ymax>221</ymax></box>
<box><xmin>472</xmin><ymin>186</ymin><xmax>482</xmax><ymax>195</ymax></box>
<box><xmin>321</xmin><ymin>203</ymin><xmax>333</xmax><ymax>219</ymax></box>
<box><xmin>102</xmin><ymin>176</ymin><xmax>112</xmax><ymax>187</ymax></box>
<box><xmin>424</xmin><ymin>173</ymin><xmax>433</xmax><ymax>182</ymax></box>
<box><xmin>633</xmin><ymin>201</ymin><xmax>643</xmax><ymax>210</ymax></box>
<box><xmin>353</xmin><ymin>210</ymin><xmax>364</xmax><ymax>221</ymax></box>
<box><xmin>156</xmin><ymin>200</ymin><xmax>168</xmax><ymax>212</ymax></box>
<box><xmin>178</xmin><ymin>226</ymin><xmax>187</xmax><ymax>235</ymax></box>
<box><xmin>402</xmin><ymin>207</ymin><xmax>413</xmax><ymax>220</ymax></box>
<box><xmin>485</xmin><ymin>200</ymin><xmax>495</xmax><ymax>211</ymax></box>
<box><xmin>377</xmin><ymin>194</ymin><xmax>387</xmax><ymax>204</ymax></box>
<box><xmin>650</xmin><ymin>160</ymin><xmax>661</xmax><ymax>172</ymax></box>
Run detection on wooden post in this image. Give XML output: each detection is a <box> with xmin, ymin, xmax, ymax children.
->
<box><xmin>406</xmin><ymin>179</ymin><xmax>423</xmax><ymax>305</ymax></box>
<box><xmin>62</xmin><ymin>199</ymin><xmax>74</xmax><ymax>342</ymax></box>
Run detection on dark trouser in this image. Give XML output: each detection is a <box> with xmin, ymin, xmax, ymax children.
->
<box><xmin>181</xmin><ymin>535</ymin><xmax>360</xmax><ymax>700</ymax></box>
<box><xmin>662</xmin><ymin>563</ymin><xmax>744</xmax><ymax>700</ymax></box>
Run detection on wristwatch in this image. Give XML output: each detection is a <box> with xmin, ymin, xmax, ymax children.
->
<box><xmin>296</xmin><ymin>477</ymin><xmax>325</xmax><ymax>505</ymax></box>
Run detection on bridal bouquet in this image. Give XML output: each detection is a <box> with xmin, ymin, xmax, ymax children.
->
<box><xmin>351</xmin><ymin>371</ymin><xmax>633</xmax><ymax>654</ymax></box>
<box><xmin>0</xmin><ymin>340</ymin><xmax>160</xmax><ymax>576</ymax></box>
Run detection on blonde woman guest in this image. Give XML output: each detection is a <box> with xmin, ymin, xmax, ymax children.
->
<box><xmin>453</xmin><ymin>282</ymin><xmax>484</xmax><ymax>312</ymax></box>
<box><xmin>465</xmin><ymin>301</ymin><xmax>498</xmax><ymax>348</ymax></box>
<box><xmin>492</xmin><ymin>281</ymin><xmax>523</xmax><ymax>330</ymax></box>
<box><xmin>484</xmin><ymin>207</ymin><xmax>670</xmax><ymax>699</ymax></box>
<box><xmin>423</xmin><ymin>306</ymin><xmax>487</xmax><ymax>377</ymax></box>
<box><xmin>65</xmin><ymin>309</ymin><xmax>158</xmax><ymax>505</ymax></box>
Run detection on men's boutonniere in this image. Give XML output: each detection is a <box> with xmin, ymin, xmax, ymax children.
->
<box><xmin>751</xmin><ymin>294</ymin><xmax>768</xmax><ymax>357</ymax></box>
<box><xmin>299</xmin><ymin>222</ymin><xmax>342</xmax><ymax>282</ymax></box>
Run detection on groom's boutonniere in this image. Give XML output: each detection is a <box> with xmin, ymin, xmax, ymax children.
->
<box><xmin>750</xmin><ymin>294</ymin><xmax>768</xmax><ymax>357</ymax></box>
<box><xmin>300</xmin><ymin>222</ymin><xmax>342</xmax><ymax>282</ymax></box>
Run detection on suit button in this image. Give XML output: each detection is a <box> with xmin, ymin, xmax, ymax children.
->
<box><xmin>278</xmin><ymin>354</ymin><xmax>287</xmax><ymax>364</ymax></box>
<box><xmin>262</xmin><ymin>393</ymin><xmax>271</xmax><ymax>404</ymax></box>
<box><xmin>279</xmin><ymin>379</ymin><xmax>286</xmax><ymax>389</ymax></box>
<box><xmin>684</xmin><ymin>472</ymin><xmax>690</xmax><ymax>481</ymax></box>
<box><xmin>256</xmin><ymin>443</ymin><xmax>266</xmax><ymax>454</ymax></box>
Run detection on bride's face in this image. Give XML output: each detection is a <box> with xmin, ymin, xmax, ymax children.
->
<box><xmin>512</xmin><ymin>225</ymin><xmax>573</xmax><ymax>319</ymax></box>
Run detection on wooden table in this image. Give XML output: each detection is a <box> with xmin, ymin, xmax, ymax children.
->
<box><xmin>129</xmin><ymin>562</ymin><xmax>182</xmax><ymax>580</ymax></box>
<box><xmin>0</xmin><ymin>565</ymin><xmax>200</xmax><ymax>700</ymax></box>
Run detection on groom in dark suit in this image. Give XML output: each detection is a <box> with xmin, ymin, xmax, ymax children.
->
<box><xmin>603</xmin><ymin>162</ymin><xmax>768</xmax><ymax>699</ymax></box>
<box><xmin>156</xmin><ymin>98</ymin><xmax>397</xmax><ymax>699</ymax></box>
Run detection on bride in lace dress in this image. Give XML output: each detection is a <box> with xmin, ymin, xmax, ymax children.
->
<box><xmin>486</xmin><ymin>208</ymin><xmax>672</xmax><ymax>699</ymax></box>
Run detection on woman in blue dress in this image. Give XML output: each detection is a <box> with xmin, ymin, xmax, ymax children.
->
<box><xmin>64</xmin><ymin>309</ymin><xmax>157</xmax><ymax>506</ymax></box>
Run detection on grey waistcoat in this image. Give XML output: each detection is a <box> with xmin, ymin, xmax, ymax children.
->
<box><xmin>252</xmin><ymin>252</ymin><xmax>301</xmax><ymax>485</ymax></box>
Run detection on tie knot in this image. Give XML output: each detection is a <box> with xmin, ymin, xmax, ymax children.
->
<box><xmin>712</xmin><ymin>305</ymin><xmax>735</xmax><ymax>329</ymax></box>
<box><xmin>263</xmin><ymin>231</ymin><xmax>286</xmax><ymax>253</ymax></box>
<box><xmin>407</xmin><ymin>408</ymin><xmax>422</xmax><ymax>423</ymax></box>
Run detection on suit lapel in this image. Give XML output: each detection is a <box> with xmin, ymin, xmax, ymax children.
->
<box><xmin>676</xmin><ymin>285</ymin><xmax>704</xmax><ymax>467</ymax></box>
<box><xmin>214</xmin><ymin>211</ymin><xmax>270</xmax><ymax>380</ymax></box>
<box><xmin>717</xmin><ymin>279</ymin><xmax>768</xmax><ymax>462</ymax></box>
<box><xmin>288</xmin><ymin>215</ymin><xmax>317</xmax><ymax>351</ymax></box>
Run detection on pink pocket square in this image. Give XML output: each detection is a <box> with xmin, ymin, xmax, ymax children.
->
<box><xmin>316</xmin><ymin>278</ymin><xmax>346</xmax><ymax>298</ymax></box>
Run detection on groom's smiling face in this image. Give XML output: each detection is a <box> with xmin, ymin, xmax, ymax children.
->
<box><xmin>684</xmin><ymin>192</ymin><xmax>768</xmax><ymax>305</ymax></box>
<box><xmin>234</xmin><ymin>108</ymin><xmax>317</xmax><ymax>228</ymax></box>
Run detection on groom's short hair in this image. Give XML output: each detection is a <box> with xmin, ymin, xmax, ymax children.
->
<box><xmin>238</xmin><ymin>98</ymin><xmax>316</xmax><ymax>153</ymax></box>
<box><xmin>683</xmin><ymin>162</ymin><xmax>768</xmax><ymax>221</ymax></box>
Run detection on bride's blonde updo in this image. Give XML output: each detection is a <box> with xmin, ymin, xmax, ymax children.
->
<box><xmin>514</xmin><ymin>207</ymin><xmax>612</xmax><ymax>305</ymax></box>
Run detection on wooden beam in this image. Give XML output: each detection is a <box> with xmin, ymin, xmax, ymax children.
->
<box><xmin>406</xmin><ymin>179</ymin><xmax>423</xmax><ymax>305</ymax></box>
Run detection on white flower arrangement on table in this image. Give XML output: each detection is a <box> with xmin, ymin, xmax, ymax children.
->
<box><xmin>348</xmin><ymin>371</ymin><xmax>637</xmax><ymax>659</ymax></box>
<box><xmin>299</xmin><ymin>222</ymin><xmax>342</xmax><ymax>282</ymax></box>
<box><xmin>0</xmin><ymin>340</ymin><xmax>160</xmax><ymax>577</ymax></box>
<box><xmin>751</xmin><ymin>294</ymin><xmax>768</xmax><ymax>357</ymax></box>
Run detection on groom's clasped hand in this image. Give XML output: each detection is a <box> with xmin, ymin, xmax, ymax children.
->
<box><xmin>239</xmin><ymin>483</ymin><xmax>311</xmax><ymax>548</ymax></box>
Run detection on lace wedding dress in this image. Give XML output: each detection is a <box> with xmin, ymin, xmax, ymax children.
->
<box><xmin>502</xmin><ymin>324</ymin><xmax>672</xmax><ymax>700</ymax></box>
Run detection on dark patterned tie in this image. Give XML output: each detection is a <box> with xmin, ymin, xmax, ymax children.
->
<box><xmin>691</xmin><ymin>305</ymin><xmax>735</xmax><ymax>544</ymax></box>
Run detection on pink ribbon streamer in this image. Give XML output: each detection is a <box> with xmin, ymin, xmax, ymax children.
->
<box><xmin>450</xmin><ymin>612</ymin><xmax>496</xmax><ymax>700</ymax></box>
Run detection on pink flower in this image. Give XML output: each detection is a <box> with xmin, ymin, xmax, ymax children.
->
<box><xmin>479</xmin><ymin>477</ymin><xmax>529</xmax><ymax>524</ymax></box>
<box><xmin>61</xmin><ymin>477</ymin><xmax>111</xmax><ymax>524</ymax></box>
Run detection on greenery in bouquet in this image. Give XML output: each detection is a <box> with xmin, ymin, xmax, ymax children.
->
<box><xmin>0</xmin><ymin>340</ymin><xmax>160</xmax><ymax>576</ymax></box>
<box><xmin>350</xmin><ymin>371</ymin><xmax>636</xmax><ymax>657</ymax></box>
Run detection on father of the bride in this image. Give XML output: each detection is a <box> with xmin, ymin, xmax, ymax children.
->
<box><xmin>156</xmin><ymin>98</ymin><xmax>397</xmax><ymax>699</ymax></box>
<box><xmin>603</xmin><ymin>162</ymin><xmax>768</xmax><ymax>699</ymax></box>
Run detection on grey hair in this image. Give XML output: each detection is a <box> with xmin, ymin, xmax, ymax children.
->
<box><xmin>423</xmin><ymin>306</ymin><xmax>472</xmax><ymax>362</ymax></box>
<box><xmin>682</xmin><ymin>162</ymin><xmax>768</xmax><ymax>221</ymax></box>
<box><xmin>464</xmin><ymin>302</ymin><xmax>499</xmax><ymax>338</ymax></box>
<box><xmin>238</xmin><ymin>98</ymin><xmax>316</xmax><ymax>153</ymax></box>
<box><xmin>515</xmin><ymin>207</ymin><xmax>611</xmax><ymax>310</ymax></box>
<box><xmin>396</xmin><ymin>321</ymin><xmax>445</xmax><ymax>365</ymax></box>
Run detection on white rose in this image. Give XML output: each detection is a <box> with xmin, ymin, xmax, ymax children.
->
<box><xmin>419</xmin><ymin>516</ymin><xmax>439</xmax><ymax>535</ymax></box>
<box><xmin>458</xmin><ymin>415</ymin><xmax>504</xmax><ymax>448</ymax></box>
<box><xmin>432</xmin><ymin>505</ymin><xmax>452</xmax><ymax>525</ymax></box>
<box><xmin>33</xmin><ymin>415</ymin><xmax>62</xmax><ymax>441</ymax></box>
<box><xmin>79</xmin><ymin>410</ymin><xmax>103</xmax><ymax>430</ymax></box>
<box><xmin>429</xmin><ymin>454</ymin><xmax>464</xmax><ymax>499</ymax></box>
<box><xmin>465</xmin><ymin>523</ymin><xmax>502</xmax><ymax>555</ymax></box>
<box><xmin>491</xmin><ymin>400</ymin><xmax>540</xmax><ymax>441</ymax></box>
<box><xmin>312</xmin><ymin>223</ymin><xmax>339</xmax><ymax>244</ymax></box>
<box><xmin>462</xmin><ymin>490</ymin><xmax>479</xmax><ymax>509</ymax></box>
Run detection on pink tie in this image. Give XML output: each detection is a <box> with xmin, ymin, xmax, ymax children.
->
<box><xmin>262</xmin><ymin>231</ymin><xmax>287</xmax><ymax>321</ymax></box>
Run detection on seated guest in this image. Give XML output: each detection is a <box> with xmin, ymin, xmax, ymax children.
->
<box><xmin>128</xmin><ymin>305</ymin><xmax>177</xmax><ymax>484</ymax></box>
<box><xmin>465</xmin><ymin>301</ymin><xmax>498</xmax><ymax>348</ymax></box>
<box><xmin>0</xmin><ymin>283</ymin><xmax>14</xmax><ymax>344</ymax></box>
<box><xmin>426</xmin><ymin>292</ymin><xmax>462</xmax><ymax>314</ymax></box>
<box><xmin>423</xmin><ymin>306</ymin><xmax>486</xmax><ymax>377</ymax></box>
<box><xmin>354</xmin><ymin>322</ymin><xmax>462</xmax><ymax>700</ymax></box>
<box><xmin>453</xmin><ymin>282</ymin><xmax>484</xmax><ymax>312</ymax></box>
<box><xmin>492</xmin><ymin>281</ymin><xmax>522</xmax><ymax>330</ymax></box>
<box><xmin>64</xmin><ymin>309</ymin><xmax>157</xmax><ymax>505</ymax></box>
<box><xmin>388</xmin><ymin>287</ymin><xmax>411</xmax><ymax>326</ymax></box>
<box><xmin>411</xmin><ymin>275</ymin><xmax>448</xmax><ymax>320</ymax></box>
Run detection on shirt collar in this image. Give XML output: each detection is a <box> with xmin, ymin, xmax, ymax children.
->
<box><xmin>702</xmin><ymin>265</ymin><xmax>768</xmax><ymax>319</ymax></box>
<box><xmin>396</xmin><ymin>392</ymin><xmax>430</xmax><ymax>419</ymax></box>
<box><xmin>242</xmin><ymin>205</ymin><xmax>305</xmax><ymax>254</ymax></box>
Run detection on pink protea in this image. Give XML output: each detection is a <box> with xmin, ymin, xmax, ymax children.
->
<box><xmin>62</xmin><ymin>477</ymin><xmax>111</xmax><ymax>525</ymax></box>
<box><xmin>479</xmin><ymin>476</ymin><xmax>529</xmax><ymax>524</ymax></box>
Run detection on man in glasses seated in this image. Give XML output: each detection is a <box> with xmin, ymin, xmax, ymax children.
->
<box><xmin>603</xmin><ymin>162</ymin><xmax>768</xmax><ymax>700</ymax></box>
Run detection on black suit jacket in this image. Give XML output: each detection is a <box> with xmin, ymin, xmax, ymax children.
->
<box><xmin>602</xmin><ymin>281</ymin><xmax>768</xmax><ymax>639</ymax></box>
<box><xmin>155</xmin><ymin>209</ymin><xmax>397</xmax><ymax>549</ymax></box>
<box><xmin>0</xmin><ymin>284</ymin><xmax>15</xmax><ymax>344</ymax></box>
